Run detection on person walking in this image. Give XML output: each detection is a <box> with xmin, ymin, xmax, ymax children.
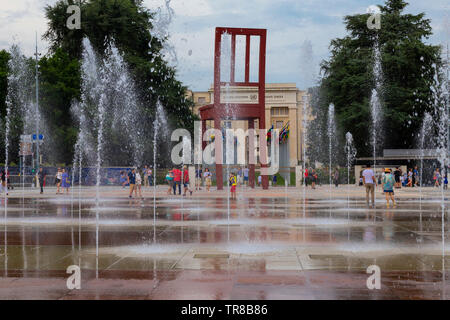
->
<box><xmin>182</xmin><ymin>165</ymin><xmax>192</xmax><ymax>196</ymax></box>
<box><xmin>204</xmin><ymin>168</ymin><xmax>212</xmax><ymax>192</ymax></box>
<box><xmin>0</xmin><ymin>168</ymin><xmax>7</xmax><ymax>196</ymax></box>
<box><xmin>6</xmin><ymin>169</ymin><xmax>12</xmax><ymax>191</ymax></box>
<box><xmin>195</xmin><ymin>166</ymin><xmax>202</xmax><ymax>191</ymax></box>
<box><xmin>407</xmin><ymin>168</ymin><xmax>413</xmax><ymax>187</ymax></box>
<box><xmin>38</xmin><ymin>167</ymin><xmax>46</xmax><ymax>194</ymax></box>
<box><xmin>229</xmin><ymin>172</ymin><xmax>237</xmax><ymax>200</ymax></box>
<box><xmin>127</xmin><ymin>168</ymin><xmax>137</xmax><ymax>198</ymax></box>
<box><xmin>434</xmin><ymin>168</ymin><xmax>441</xmax><ymax>187</ymax></box>
<box><xmin>304</xmin><ymin>167</ymin><xmax>309</xmax><ymax>187</ymax></box>
<box><xmin>135</xmin><ymin>169</ymin><xmax>143</xmax><ymax>198</ymax></box>
<box><xmin>362</xmin><ymin>164</ymin><xmax>377</xmax><ymax>207</ymax></box>
<box><xmin>394</xmin><ymin>167</ymin><xmax>401</xmax><ymax>189</ymax></box>
<box><xmin>119</xmin><ymin>171</ymin><xmax>128</xmax><ymax>188</ymax></box>
<box><xmin>333</xmin><ymin>168</ymin><xmax>339</xmax><ymax>187</ymax></box>
<box><xmin>237</xmin><ymin>167</ymin><xmax>243</xmax><ymax>186</ymax></box>
<box><xmin>166</xmin><ymin>170</ymin><xmax>174</xmax><ymax>195</ymax></box>
<box><xmin>55</xmin><ymin>168</ymin><xmax>62</xmax><ymax>194</ymax></box>
<box><xmin>243</xmin><ymin>167</ymin><xmax>249</xmax><ymax>186</ymax></box>
<box><xmin>311</xmin><ymin>168</ymin><xmax>317</xmax><ymax>189</ymax></box>
<box><xmin>413</xmin><ymin>166</ymin><xmax>419</xmax><ymax>187</ymax></box>
<box><xmin>172</xmin><ymin>166</ymin><xmax>182</xmax><ymax>195</ymax></box>
<box><xmin>147</xmin><ymin>166</ymin><xmax>153</xmax><ymax>187</ymax></box>
<box><xmin>61</xmin><ymin>168</ymin><xmax>70</xmax><ymax>194</ymax></box>
<box><xmin>382</xmin><ymin>168</ymin><xmax>396</xmax><ymax>208</ymax></box>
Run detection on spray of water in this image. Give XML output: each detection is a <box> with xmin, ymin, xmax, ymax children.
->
<box><xmin>370</xmin><ymin>39</ymin><xmax>384</xmax><ymax>191</ymax></box>
<box><xmin>419</xmin><ymin>113</ymin><xmax>433</xmax><ymax>201</ymax></box>
<box><xmin>431</xmin><ymin>64</ymin><xmax>449</xmax><ymax>287</ymax></box>
<box><xmin>152</xmin><ymin>101</ymin><xmax>168</xmax><ymax>244</ymax></box>
<box><xmin>345</xmin><ymin>132</ymin><xmax>357</xmax><ymax>210</ymax></box>
<box><xmin>328</xmin><ymin>104</ymin><xmax>336</xmax><ymax>191</ymax></box>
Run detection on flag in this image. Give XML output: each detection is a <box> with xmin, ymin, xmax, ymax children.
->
<box><xmin>266</xmin><ymin>124</ymin><xmax>274</xmax><ymax>144</ymax></box>
<box><xmin>279</xmin><ymin>122</ymin><xmax>290</xmax><ymax>144</ymax></box>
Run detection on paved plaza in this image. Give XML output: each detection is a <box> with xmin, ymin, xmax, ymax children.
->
<box><xmin>0</xmin><ymin>184</ymin><xmax>449</xmax><ymax>299</ymax></box>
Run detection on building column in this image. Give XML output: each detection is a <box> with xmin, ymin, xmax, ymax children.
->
<box><xmin>201</xmin><ymin>119</ymin><xmax>206</xmax><ymax>150</ymax></box>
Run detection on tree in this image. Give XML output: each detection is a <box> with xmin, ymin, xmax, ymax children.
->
<box><xmin>41</xmin><ymin>0</ymin><xmax>196</xmax><ymax>166</ymax></box>
<box><xmin>0</xmin><ymin>50</ymin><xmax>10</xmax><ymax>163</ymax></box>
<box><xmin>0</xmin><ymin>50</ymin><xmax>10</xmax><ymax>119</ymax></box>
<box><xmin>320</xmin><ymin>0</ymin><xmax>442</xmax><ymax>157</ymax></box>
<box><xmin>43</xmin><ymin>0</ymin><xmax>195</xmax><ymax>129</ymax></box>
<box><xmin>38</xmin><ymin>48</ymin><xmax>81</xmax><ymax>164</ymax></box>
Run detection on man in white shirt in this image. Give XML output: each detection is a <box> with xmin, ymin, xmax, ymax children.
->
<box><xmin>362</xmin><ymin>164</ymin><xmax>377</xmax><ymax>207</ymax></box>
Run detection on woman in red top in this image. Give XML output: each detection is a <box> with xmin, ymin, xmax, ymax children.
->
<box><xmin>182</xmin><ymin>165</ymin><xmax>192</xmax><ymax>196</ymax></box>
<box><xmin>304</xmin><ymin>168</ymin><xmax>309</xmax><ymax>187</ymax></box>
<box><xmin>171</xmin><ymin>167</ymin><xmax>182</xmax><ymax>195</ymax></box>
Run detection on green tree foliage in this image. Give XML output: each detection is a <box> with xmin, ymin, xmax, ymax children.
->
<box><xmin>44</xmin><ymin>0</ymin><xmax>196</xmax><ymax>131</ymax></box>
<box><xmin>0</xmin><ymin>50</ymin><xmax>10</xmax><ymax>163</ymax></box>
<box><xmin>317</xmin><ymin>0</ymin><xmax>442</xmax><ymax>157</ymax></box>
<box><xmin>38</xmin><ymin>48</ymin><xmax>81</xmax><ymax>164</ymax></box>
<box><xmin>0</xmin><ymin>0</ymin><xmax>196</xmax><ymax>166</ymax></box>
<box><xmin>0</xmin><ymin>50</ymin><xmax>10</xmax><ymax>119</ymax></box>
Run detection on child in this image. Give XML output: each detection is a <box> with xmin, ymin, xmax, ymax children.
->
<box><xmin>166</xmin><ymin>171</ymin><xmax>174</xmax><ymax>195</ymax></box>
<box><xmin>120</xmin><ymin>170</ymin><xmax>128</xmax><ymax>188</ymax></box>
<box><xmin>204</xmin><ymin>168</ymin><xmax>212</xmax><ymax>192</ymax></box>
<box><xmin>61</xmin><ymin>168</ymin><xmax>70</xmax><ymax>194</ymax></box>
<box><xmin>382</xmin><ymin>168</ymin><xmax>396</xmax><ymax>208</ymax></box>
<box><xmin>444</xmin><ymin>175</ymin><xmax>448</xmax><ymax>190</ymax></box>
<box><xmin>135</xmin><ymin>169</ymin><xmax>143</xmax><ymax>198</ymax></box>
<box><xmin>55</xmin><ymin>168</ymin><xmax>62</xmax><ymax>194</ymax></box>
<box><xmin>182</xmin><ymin>165</ymin><xmax>192</xmax><ymax>196</ymax></box>
<box><xmin>229</xmin><ymin>173</ymin><xmax>237</xmax><ymax>200</ymax></box>
<box><xmin>257</xmin><ymin>174</ymin><xmax>262</xmax><ymax>187</ymax></box>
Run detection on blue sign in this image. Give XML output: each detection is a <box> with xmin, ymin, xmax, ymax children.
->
<box><xmin>32</xmin><ymin>134</ymin><xmax>44</xmax><ymax>140</ymax></box>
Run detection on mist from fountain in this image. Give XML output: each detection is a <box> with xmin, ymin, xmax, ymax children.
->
<box><xmin>220</xmin><ymin>32</ymin><xmax>233</xmax><ymax>239</ymax></box>
<box><xmin>153</xmin><ymin>101</ymin><xmax>168</xmax><ymax>244</ymax></box>
<box><xmin>370</xmin><ymin>40</ymin><xmax>384</xmax><ymax>198</ymax></box>
<box><xmin>345</xmin><ymin>132</ymin><xmax>357</xmax><ymax>210</ymax></box>
<box><xmin>419</xmin><ymin>113</ymin><xmax>433</xmax><ymax>205</ymax></box>
<box><xmin>328</xmin><ymin>104</ymin><xmax>336</xmax><ymax>191</ymax></box>
<box><xmin>73</xmin><ymin>38</ymin><xmax>146</xmax><ymax>177</ymax></box>
<box><xmin>431</xmin><ymin>64</ymin><xmax>449</xmax><ymax>283</ymax></box>
<box><xmin>302</xmin><ymin>95</ymin><xmax>308</xmax><ymax>218</ymax></box>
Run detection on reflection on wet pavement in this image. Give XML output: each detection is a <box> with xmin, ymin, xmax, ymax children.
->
<box><xmin>0</xmin><ymin>185</ymin><xmax>449</xmax><ymax>299</ymax></box>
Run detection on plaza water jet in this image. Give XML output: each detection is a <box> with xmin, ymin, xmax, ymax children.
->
<box><xmin>345</xmin><ymin>132</ymin><xmax>357</xmax><ymax>209</ymax></box>
<box><xmin>328</xmin><ymin>103</ymin><xmax>336</xmax><ymax>191</ymax></box>
<box><xmin>370</xmin><ymin>39</ymin><xmax>383</xmax><ymax>195</ymax></box>
<box><xmin>153</xmin><ymin>101</ymin><xmax>168</xmax><ymax>244</ymax></box>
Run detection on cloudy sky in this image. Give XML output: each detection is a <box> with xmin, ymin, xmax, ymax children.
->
<box><xmin>0</xmin><ymin>0</ymin><xmax>448</xmax><ymax>90</ymax></box>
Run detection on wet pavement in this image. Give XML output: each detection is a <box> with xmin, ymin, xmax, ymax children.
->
<box><xmin>0</xmin><ymin>184</ymin><xmax>449</xmax><ymax>299</ymax></box>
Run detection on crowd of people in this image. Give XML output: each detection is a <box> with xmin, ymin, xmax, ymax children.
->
<box><xmin>0</xmin><ymin>163</ymin><xmax>449</xmax><ymax>203</ymax></box>
<box><xmin>359</xmin><ymin>166</ymin><xmax>448</xmax><ymax>189</ymax></box>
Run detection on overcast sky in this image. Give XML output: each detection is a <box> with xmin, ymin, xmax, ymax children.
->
<box><xmin>0</xmin><ymin>0</ymin><xmax>448</xmax><ymax>90</ymax></box>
